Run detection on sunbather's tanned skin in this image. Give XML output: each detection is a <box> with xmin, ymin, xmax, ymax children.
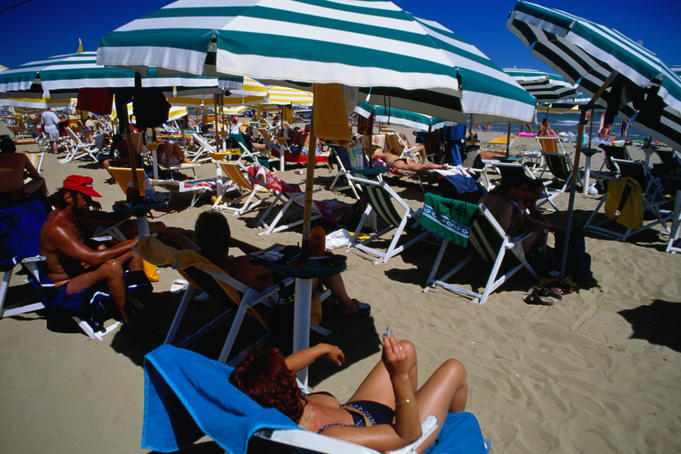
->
<box><xmin>231</xmin><ymin>333</ymin><xmax>468</xmax><ymax>453</ymax></box>
<box><xmin>479</xmin><ymin>177</ymin><xmax>545</xmax><ymax>254</ymax></box>
<box><xmin>0</xmin><ymin>138</ymin><xmax>48</xmax><ymax>204</ymax></box>
<box><xmin>39</xmin><ymin>177</ymin><xmax>142</xmax><ymax>323</ymax></box>
<box><xmin>194</xmin><ymin>211</ymin><xmax>369</xmax><ymax>317</ymax></box>
<box><xmin>372</xmin><ymin>150</ymin><xmax>445</xmax><ymax>175</ymax></box>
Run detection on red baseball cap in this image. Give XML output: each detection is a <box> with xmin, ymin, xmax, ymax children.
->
<box><xmin>63</xmin><ymin>175</ymin><xmax>102</xmax><ymax>198</ymax></box>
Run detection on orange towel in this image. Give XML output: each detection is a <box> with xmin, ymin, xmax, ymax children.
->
<box><xmin>313</xmin><ymin>84</ymin><xmax>351</xmax><ymax>142</ymax></box>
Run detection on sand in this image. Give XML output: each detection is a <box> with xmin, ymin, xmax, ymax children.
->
<box><xmin>1</xmin><ymin>128</ymin><xmax>680</xmax><ymax>454</ymax></box>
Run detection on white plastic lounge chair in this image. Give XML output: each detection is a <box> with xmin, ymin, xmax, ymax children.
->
<box><xmin>422</xmin><ymin>200</ymin><xmax>538</xmax><ymax>304</ymax></box>
<box><xmin>346</xmin><ymin>173</ymin><xmax>429</xmax><ymax>264</ymax></box>
<box><xmin>189</xmin><ymin>133</ymin><xmax>217</xmax><ymax>163</ymax></box>
<box><xmin>142</xmin><ymin>344</ymin><xmax>489</xmax><ymax>454</ymax></box>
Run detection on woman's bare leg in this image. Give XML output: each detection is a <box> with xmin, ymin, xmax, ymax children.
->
<box><xmin>413</xmin><ymin>359</ymin><xmax>468</xmax><ymax>454</ymax></box>
<box><xmin>347</xmin><ymin>340</ymin><xmax>418</xmax><ymax>408</ymax></box>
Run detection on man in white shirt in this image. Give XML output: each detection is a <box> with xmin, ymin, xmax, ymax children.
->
<box><xmin>41</xmin><ymin>108</ymin><xmax>61</xmax><ymax>154</ymax></box>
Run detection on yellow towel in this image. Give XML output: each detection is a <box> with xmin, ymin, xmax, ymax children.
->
<box><xmin>313</xmin><ymin>84</ymin><xmax>351</xmax><ymax>142</ymax></box>
<box><xmin>604</xmin><ymin>177</ymin><xmax>643</xmax><ymax>230</ymax></box>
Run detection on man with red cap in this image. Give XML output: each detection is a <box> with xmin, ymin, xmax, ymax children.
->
<box><xmin>39</xmin><ymin>175</ymin><xmax>143</xmax><ymax>324</ymax></box>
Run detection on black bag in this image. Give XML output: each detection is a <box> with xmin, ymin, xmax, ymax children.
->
<box><xmin>132</xmin><ymin>88</ymin><xmax>171</xmax><ymax>129</ymax></box>
<box><xmin>554</xmin><ymin>229</ymin><xmax>592</xmax><ymax>284</ymax></box>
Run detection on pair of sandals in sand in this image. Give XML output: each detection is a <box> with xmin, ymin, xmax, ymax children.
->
<box><xmin>523</xmin><ymin>286</ymin><xmax>562</xmax><ymax>306</ymax></box>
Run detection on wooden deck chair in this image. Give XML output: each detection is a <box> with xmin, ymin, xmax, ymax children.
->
<box><xmin>423</xmin><ymin>202</ymin><xmax>538</xmax><ymax>304</ymax></box>
<box><xmin>59</xmin><ymin>127</ymin><xmax>99</xmax><ymax>163</ymax></box>
<box><xmin>666</xmin><ymin>190</ymin><xmax>681</xmax><ymax>253</ymax></box>
<box><xmin>141</xmin><ymin>345</ymin><xmax>489</xmax><ymax>454</ymax></box>
<box><xmin>345</xmin><ymin>174</ymin><xmax>429</xmax><ymax>264</ymax></box>
<box><xmin>134</xmin><ymin>237</ymin><xmax>329</xmax><ymax>363</ymax></box>
<box><xmin>212</xmin><ymin>161</ymin><xmax>273</xmax><ymax>215</ymax></box>
<box><xmin>584</xmin><ymin>160</ymin><xmax>672</xmax><ymax>241</ymax></box>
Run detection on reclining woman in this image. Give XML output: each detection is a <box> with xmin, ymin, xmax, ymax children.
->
<box><xmin>194</xmin><ymin>211</ymin><xmax>370</xmax><ymax>318</ymax></box>
<box><xmin>372</xmin><ymin>150</ymin><xmax>446</xmax><ymax>175</ymax></box>
<box><xmin>230</xmin><ymin>332</ymin><xmax>468</xmax><ymax>452</ymax></box>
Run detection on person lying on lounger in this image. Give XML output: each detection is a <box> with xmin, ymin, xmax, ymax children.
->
<box><xmin>194</xmin><ymin>211</ymin><xmax>370</xmax><ymax>318</ymax></box>
<box><xmin>156</xmin><ymin>141</ymin><xmax>190</xmax><ymax>167</ymax></box>
<box><xmin>372</xmin><ymin>150</ymin><xmax>446</xmax><ymax>175</ymax></box>
<box><xmin>230</xmin><ymin>332</ymin><xmax>468</xmax><ymax>452</ymax></box>
<box><xmin>0</xmin><ymin>137</ymin><xmax>47</xmax><ymax>208</ymax></box>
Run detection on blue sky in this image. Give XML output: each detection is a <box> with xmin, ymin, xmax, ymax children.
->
<box><xmin>1</xmin><ymin>0</ymin><xmax>679</xmax><ymax>72</ymax></box>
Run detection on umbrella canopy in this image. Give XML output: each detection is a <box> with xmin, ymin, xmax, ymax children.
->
<box><xmin>0</xmin><ymin>51</ymin><xmax>239</xmax><ymax>98</ymax></box>
<box><xmin>0</xmin><ymin>96</ymin><xmax>74</xmax><ymax>110</ymax></box>
<box><xmin>265</xmin><ymin>85</ymin><xmax>313</xmax><ymax>106</ymax></box>
<box><xmin>97</xmin><ymin>0</ymin><xmax>536</xmax><ymax>124</ymax></box>
<box><xmin>507</xmin><ymin>0</ymin><xmax>681</xmax><ymax>149</ymax></box>
<box><xmin>354</xmin><ymin>101</ymin><xmax>453</xmax><ymax>131</ymax></box>
<box><xmin>504</xmin><ymin>68</ymin><xmax>579</xmax><ymax>102</ymax></box>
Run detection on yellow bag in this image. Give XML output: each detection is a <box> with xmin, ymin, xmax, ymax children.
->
<box><xmin>143</xmin><ymin>260</ymin><xmax>159</xmax><ymax>282</ymax></box>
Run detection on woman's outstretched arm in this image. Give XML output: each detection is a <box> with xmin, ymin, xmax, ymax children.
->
<box><xmin>285</xmin><ymin>343</ymin><xmax>344</xmax><ymax>373</ymax></box>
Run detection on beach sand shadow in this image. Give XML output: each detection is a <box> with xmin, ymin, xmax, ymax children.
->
<box><xmin>619</xmin><ymin>299</ymin><xmax>681</xmax><ymax>352</ymax></box>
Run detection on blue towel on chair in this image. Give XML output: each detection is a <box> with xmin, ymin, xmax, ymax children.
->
<box><xmin>143</xmin><ymin>345</ymin><xmax>488</xmax><ymax>454</ymax></box>
<box><xmin>142</xmin><ymin>345</ymin><xmax>298</xmax><ymax>453</ymax></box>
<box><xmin>0</xmin><ymin>199</ymin><xmax>47</xmax><ymax>268</ymax></box>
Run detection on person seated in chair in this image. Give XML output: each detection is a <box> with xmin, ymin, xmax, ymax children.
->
<box><xmin>537</xmin><ymin>118</ymin><xmax>555</xmax><ymax>137</ymax></box>
<box><xmin>479</xmin><ymin>176</ymin><xmax>546</xmax><ymax>255</ymax></box>
<box><xmin>39</xmin><ymin>175</ymin><xmax>143</xmax><ymax>324</ymax></box>
<box><xmin>372</xmin><ymin>150</ymin><xmax>446</xmax><ymax>175</ymax></box>
<box><xmin>0</xmin><ymin>138</ymin><xmax>48</xmax><ymax>208</ymax></box>
<box><xmin>194</xmin><ymin>211</ymin><xmax>370</xmax><ymax>318</ymax></box>
<box><xmin>157</xmin><ymin>141</ymin><xmax>190</xmax><ymax>167</ymax></box>
<box><xmin>230</xmin><ymin>332</ymin><xmax>468</xmax><ymax>452</ymax></box>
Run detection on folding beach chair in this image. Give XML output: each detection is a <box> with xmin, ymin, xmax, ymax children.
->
<box><xmin>0</xmin><ymin>200</ymin><xmax>149</xmax><ymax>339</ymax></box>
<box><xmin>422</xmin><ymin>199</ymin><xmax>538</xmax><ymax>304</ymax></box>
<box><xmin>134</xmin><ymin>237</ymin><xmax>330</xmax><ymax>363</ymax></box>
<box><xmin>346</xmin><ymin>174</ymin><xmax>429</xmax><ymax>264</ymax></box>
<box><xmin>488</xmin><ymin>161</ymin><xmax>560</xmax><ymax>211</ymax></box>
<box><xmin>212</xmin><ymin>161</ymin><xmax>273</xmax><ymax>215</ymax></box>
<box><xmin>666</xmin><ymin>190</ymin><xmax>681</xmax><ymax>253</ymax></box>
<box><xmin>251</xmin><ymin>165</ymin><xmax>323</xmax><ymax>235</ymax></box>
<box><xmin>328</xmin><ymin>145</ymin><xmax>368</xmax><ymax>199</ymax></box>
<box><xmin>23</xmin><ymin>150</ymin><xmax>44</xmax><ymax>174</ymax></box>
<box><xmin>584</xmin><ymin>160</ymin><xmax>672</xmax><ymax>241</ymax></box>
<box><xmin>189</xmin><ymin>133</ymin><xmax>218</xmax><ymax>162</ymax></box>
<box><xmin>598</xmin><ymin>144</ymin><xmax>632</xmax><ymax>176</ymax></box>
<box><xmin>142</xmin><ymin>344</ymin><xmax>488</xmax><ymax>454</ymax></box>
<box><xmin>539</xmin><ymin>149</ymin><xmax>576</xmax><ymax>193</ymax></box>
<box><xmin>59</xmin><ymin>127</ymin><xmax>100</xmax><ymax>163</ymax></box>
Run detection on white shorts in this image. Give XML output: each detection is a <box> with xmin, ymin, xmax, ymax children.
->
<box><xmin>44</xmin><ymin>125</ymin><xmax>59</xmax><ymax>141</ymax></box>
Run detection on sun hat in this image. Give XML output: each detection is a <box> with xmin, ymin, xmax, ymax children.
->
<box><xmin>63</xmin><ymin>175</ymin><xmax>102</xmax><ymax>198</ymax></box>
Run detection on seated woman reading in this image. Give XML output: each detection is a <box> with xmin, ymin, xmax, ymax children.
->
<box><xmin>230</xmin><ymin>332</ymin><xmax>468</xmax><ymax>452</ymax></box>
<box><xmin>194</xmin><ymin>211</ymin><xmax>370</xmax><ymax>317</ymax></box>
<box><xmin>372</xmin><ymin>150</ymin><xmax>446</xmax><ymax>175</ymax></box>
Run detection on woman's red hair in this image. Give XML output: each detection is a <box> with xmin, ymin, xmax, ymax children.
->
<box><xmin>230</xmin><ymin>346</ymin><xmax>306</xmax><ymax>422</ymax></box>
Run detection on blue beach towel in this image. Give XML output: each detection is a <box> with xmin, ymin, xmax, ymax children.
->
<box><xmin>142</xmin><ymin>345</ymin><xmax>488</xmax><ymax>454</ymax></box>
<box><xmin>0</xmin><ymin>199</ymin><xmax>47</xmax><ymax>268</ymax></box>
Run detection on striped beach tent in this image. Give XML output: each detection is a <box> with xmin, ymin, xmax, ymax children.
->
<box><xmin>97</xmin><ymin>0</ymin><xmax>536</xmax><ymax>124</ymax></box>
<box><xmin>507</xmin><ymin>0</ymin><xmax>681</xmax><ymax>150</ymax></box>
<box><xmin>504</xmin><ymin>68</ymin><xmax>579</xmax><ymax>102</ymax></box>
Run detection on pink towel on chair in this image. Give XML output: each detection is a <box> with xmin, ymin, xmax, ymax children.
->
<box><xmin>247</xmin><ymin>165</ymin><xmax>301</xmax><ymax>193</ymax></box>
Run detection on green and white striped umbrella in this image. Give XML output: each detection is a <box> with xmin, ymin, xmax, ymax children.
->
<box><xmin>354</xmin><ymin>101</ymin><xmax>453</xmax><ymax>131</ymax></box>
<box><xmin>0</xmin><ymin>51</ymin><xmax>239</xmax><ymax>98</ymax></box>
<box><xmin>507</xmin><ymin>1</ymin><xmax>681</xmax><ymax>149</ymax></box>
<box><xmin>97</xmin><ymin>0</ymin><xmax>536</xmax><ymax>124</ymax></box>
<box><xmin>504</xmin><ymin>68</ymin><xmax>579</xmax><ymax>102</ymax></box>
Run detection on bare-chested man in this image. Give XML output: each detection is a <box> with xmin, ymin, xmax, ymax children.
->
<box><xmin>0</xmin><ymin>138</ymin><xmax>47</xmax><ymax>207</ymax></box>
<box><xmin>39</xmin><ymin>175</ymin><xmax>142</xmax><ymax>323</ymax></box>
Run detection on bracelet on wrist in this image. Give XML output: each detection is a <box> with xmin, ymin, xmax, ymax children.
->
<box><xmin>395</xmin><ymin>398</ymin><xmax>413</xmax><ymax>407</ymax></box>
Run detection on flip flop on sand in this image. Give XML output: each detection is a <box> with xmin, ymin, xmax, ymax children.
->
<box><xmin>336</xmin><ymin>299</ymin><xmax>371</xmax><ymax>318</ymax></box>
<box><xmin>170</xmin><ymin>279</ymin><xmax>189</xmax><ymax>294</ymax></box>
<box><xmin>524</xmin><ymin>286</ymin><xmax>561</xmax><ymax>306</ymax></box>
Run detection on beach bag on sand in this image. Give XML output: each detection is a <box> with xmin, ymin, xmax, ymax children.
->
<box><xmin>554</xmin><ymin>229</ymin><xmax>592</xmax><ymax>284</ymax></box>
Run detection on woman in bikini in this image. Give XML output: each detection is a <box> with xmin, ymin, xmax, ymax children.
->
<box><xmin>372</xmin><ymin>150</ymin><xmax>446</xmax><ymax>175</ymax></box>
<box><xmin>230</xmin><ymin>332</ymin><xmax>468</xmax><ymax>452</ymax></box>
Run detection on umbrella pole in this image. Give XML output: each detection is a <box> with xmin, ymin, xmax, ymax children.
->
<box><xmin>560</xmin><ymin>76</ymin><xmax>614</xmax><ymax>279</ymax></box>
<box><xmin>505</xmin><ymin>123</ymin><xmax>511</xmax><ymax>157</ymax></box>
<box><xmin>587</xmin><ymin>108</ymin><xmax>594</xmax><ymax>149</ymax></box>
<box><xmin>214</xmin><ymin>95</ymin><xmax>220</xmax><ymax>150</ymax></box>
